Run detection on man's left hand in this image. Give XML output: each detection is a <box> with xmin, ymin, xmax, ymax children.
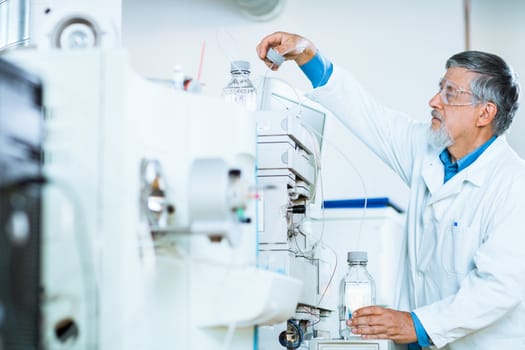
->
<box><xmin>348</xmin><ymin>306</ymin><xmax>417</xmax><ymax>344</ymax></box>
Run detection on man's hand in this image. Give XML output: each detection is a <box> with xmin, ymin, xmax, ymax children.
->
<box><xmin>256</xmin><ymin>31</ymin><xmax>317</xmax><ymax>70</ymax></box>
<box><xmin>348</xmin><ymin>306</ymin><xmax>418</xmax><ymax>344</ymax></box>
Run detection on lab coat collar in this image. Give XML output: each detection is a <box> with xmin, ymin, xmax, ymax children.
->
<box><xmin>422</xmin><ymin>150</ymin><xmax>444</xmax><ymax>197</ymax></box>
<box><xmin>422</xmin><ymin>136</ymin><xmax>507</xmax><ymax>204</ymax></box>
<box><xmin>458</xmin><ymin>135</ymin><xmax>507</xmax><ymax>186</ymax></box>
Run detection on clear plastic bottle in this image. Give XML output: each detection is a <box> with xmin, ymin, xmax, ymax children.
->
<box><xmin>221</xmin><ymin>60</ymin><xmax>256</xmax><ymax>111</ymax></box>
<box><xmin>339</xmin><ymin>251</ymin><xmax>376</xmax><ymax>339</ymax></box>
<box><xmin>172</xmin><ymin>64</ymin><xmax>185</xmax><ymax>91</ymax></box>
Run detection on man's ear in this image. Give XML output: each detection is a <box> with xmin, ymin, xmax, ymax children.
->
<box><xmin>477</xmin><ymin>102</ymin><xmax>497</xmax><ymax>127</ymax></box>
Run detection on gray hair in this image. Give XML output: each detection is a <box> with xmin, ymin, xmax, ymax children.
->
<box><xmin>446</xmin><ymin>51</ymin><xmax>520</xmax><ymax>136</ymax></box>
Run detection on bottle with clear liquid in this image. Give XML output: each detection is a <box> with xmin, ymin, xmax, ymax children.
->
<box><xmin>339</xmin><ymin>251</ymin><xmax>376</xmax><ymax>339</ymax></box>
<box><xmin>172</xmin><ymin>64</ymin><xmax>185</xmax><ymax>91</ymax></box>
<box><xmin>222</xmin><ymin>60</ymin><xmax>256</xmax><ymax>111</ymax></box>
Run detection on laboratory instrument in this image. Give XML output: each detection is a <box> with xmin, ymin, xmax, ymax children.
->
<box><xmin>310</xmin><ymin>338</ymin><xmax>399</xmax><ymax>350</ymax></box>
<box><xmin>256</xmin><ymin>77</ymin><xmax>331</xmax><ymax>348</ymax></box>
<box><xmin>1</xmin><ymin>47</ymin><xmax>302</xmax><ymax>350</ymax></box>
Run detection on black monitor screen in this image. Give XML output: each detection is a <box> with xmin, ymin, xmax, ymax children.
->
<box><xmin>0</xmin><ymin>57</ymin><xmax>44</xmax><ymax>350</ymax></box>
<box><xmin>0</xmin><ymin>57</ymin><xmax>44</xmax><ymax>187</ymax></box>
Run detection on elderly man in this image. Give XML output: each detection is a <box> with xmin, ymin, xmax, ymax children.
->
<box><xmin>256</xmin><ymin>31</ymin><xmax>525</xmax><ymax>349</ymax></box>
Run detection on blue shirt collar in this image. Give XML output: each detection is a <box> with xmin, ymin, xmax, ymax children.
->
<box><xmin>439</xmin><ymin>135</ymin><xmax>497</xmax><ymax>183</ymax></box>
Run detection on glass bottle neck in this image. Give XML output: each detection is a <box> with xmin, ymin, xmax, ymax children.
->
<box><xmin>231</xmin><ymin>70</ymin><xmax>251</xmax><ymax>77</ymax></box>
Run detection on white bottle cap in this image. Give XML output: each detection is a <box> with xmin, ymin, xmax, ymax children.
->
<box><xmin>231</xmin><ymin>60</ymin><xmax>250</xmax><ymax>73</ymax></box>
<box><xmin>266</xmin><ymin>47</ymin><xmax>285</xmax><ymax>67</ymax></box>
<box><xmin>348</xmin><ymin>251</ymin><xmax>368</xmax><ymax>263</ymax></box>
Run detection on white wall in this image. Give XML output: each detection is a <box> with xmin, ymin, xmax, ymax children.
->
<box><xmin>470</xmin><ymin>0</ymin><xmax>525</xmax><ymax>159</ymax></box>
<box><xmin>122</xmin><ymin>0</ymin><xmax>525</xmax><ymax>209</ymax></box>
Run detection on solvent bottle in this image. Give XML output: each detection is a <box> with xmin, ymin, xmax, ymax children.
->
<box><xmin>172</xmin><ymin>64</ymin><xmax>185</xmax><ymax>91</ymax></box>
<box><xmin>339</xmin><ymin>251</ymin><xmax>376</xmax><ymax>339</ymax></box>
<box><xmin>221</xmin><ymin>60</ymin><xmax>256</xmax><ymax>111</ymax></box>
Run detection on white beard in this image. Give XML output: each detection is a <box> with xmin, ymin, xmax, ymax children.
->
<box><xmin>428</xmin><ymin>110</ymin><xmax>454</xmax><ymax>149</ymax></box>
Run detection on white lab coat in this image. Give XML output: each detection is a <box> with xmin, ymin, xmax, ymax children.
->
<box><xmin>307</xmin><ymin>66</ymin><xmax>525</xmax><ymax>349</ymax></box>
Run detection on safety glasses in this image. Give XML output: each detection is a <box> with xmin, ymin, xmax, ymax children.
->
<box><xmin>438</xmin><ymin>78</ymin><xmax>480</xmax><ymax>106</ymax></box>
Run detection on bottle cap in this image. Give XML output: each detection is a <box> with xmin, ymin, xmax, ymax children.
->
<box><xmin>231</xmin><ymin>60</ymin><xmax>250</xmax><ymax>73</ymax></box>
<box><xmin>348</xmin><ymin>251</ymin><xmax>368</xmax><ymax>263</ymax></box>
<box><xmin>266</xmin><ymin>47</ymin><xmax>285</xmax><ymax>67</ymax></box>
